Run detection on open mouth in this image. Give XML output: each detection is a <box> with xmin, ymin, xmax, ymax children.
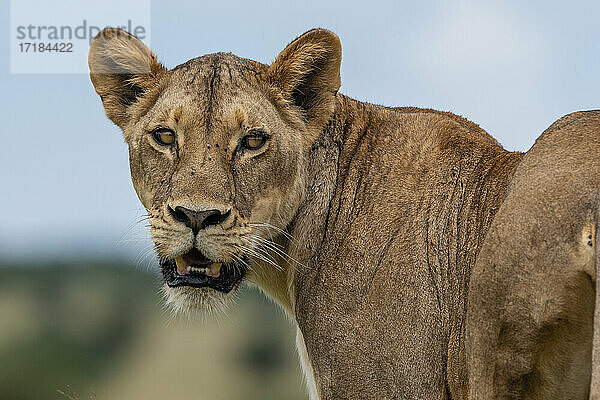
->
<box><xmin>160</xmin><ymin>248</ymin><xmax>246</xmax><ymax>293</ymax></box>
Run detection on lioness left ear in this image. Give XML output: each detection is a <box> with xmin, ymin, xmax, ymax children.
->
<box><xmin>88</xmin><ymin>28</ymin><xmax>167</xmax><ymax>130</ymax></box>
<box><xmin>268</xmin><ymin>29</ymin><xmax>342</xmax><ymax>129</ymax></box>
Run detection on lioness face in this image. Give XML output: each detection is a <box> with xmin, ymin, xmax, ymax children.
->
<box><xmin>130</xmin><ymin>58</ymin><xmax>309</xmax><ymax>310</ymax></box>
<box><xmin>89</xmin><ymin>29</ymin><xmax>341</xmax><ymax>312</ymax></box>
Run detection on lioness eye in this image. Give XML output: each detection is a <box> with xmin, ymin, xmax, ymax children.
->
<box><xmin>151</xmin><ymin>129</ymin><xmax>176</xmax><ymax>146</ymax></box>
<box><xmin>242</xmin><ymin>134</ymin><xmax>267</xmax><ymax>150</ymax></box>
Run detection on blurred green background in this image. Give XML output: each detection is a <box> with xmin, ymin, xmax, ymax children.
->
<box><xmin>0</xmin><ymin>262</ymin><xmax>305</xmax><ymax>400</ymax></box>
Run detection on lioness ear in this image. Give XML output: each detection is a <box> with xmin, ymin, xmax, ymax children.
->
<box><xmin>268</xmin><ymin>29</ymin><xmax>342</xmax><ymax>128</ymax></box>
<box><xmin>88</xmin><ymin>28</ymin><xmax>166</xmax><ymax>129</ymax></box>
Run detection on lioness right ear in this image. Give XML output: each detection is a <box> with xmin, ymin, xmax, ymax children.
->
<box><xmin>268</xmin><ymin>29</ymin><xmax>342</xmax><ymax>129</ymax></box>
<box><xmin>88</xmin><ymin>28</ymin><xmax>166</xmax><ymax>129</ymax></box>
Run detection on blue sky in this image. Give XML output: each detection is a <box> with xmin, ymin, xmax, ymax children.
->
<box><xmin>1</xmin><ymin>0</ymin><xmax>599</xmax><ymax>261</ymax></box>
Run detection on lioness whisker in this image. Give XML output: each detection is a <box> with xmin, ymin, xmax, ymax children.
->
<box><xmin>250</xmin><ymin>222</ymin><xmax>297</xmax><ymax>243</ymax></box>
<box><xmin>116</xmin><ymin>213</ymin><xmax>154</xmax><ymax>248</ymax></box>
<box><xmin>234</xmin><ymin>243</ymin><xmax>284</xmax><ymax>272</ymax></box>
<box><xmin>239</xmin><ymin>246</ymin><xmax>280</xmax><ymax>271</ymax></box>
<box><xmin>249</xmin><ymin>234</ymin><xmax>305</xmax><ymax>270</ymax></box>
<box><xmin>247</xmin><ymin>235</ymin><xmax>304</xmax><ymax>273</ymax></box>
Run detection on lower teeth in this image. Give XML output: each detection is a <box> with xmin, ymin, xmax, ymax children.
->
<box><xmin>187</xmin><ymin>266</ymin><xmax>207</xmax><ymax>274</ymax></box>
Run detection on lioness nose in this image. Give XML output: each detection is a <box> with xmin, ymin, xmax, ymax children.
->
<box><xmin>168</xmin><ymin>205</ymin><xmax>231</xmax><ymax>234</ymax></box>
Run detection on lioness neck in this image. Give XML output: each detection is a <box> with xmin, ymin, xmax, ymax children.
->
<box><xmin>283</xmin><ymin>94</ymin><xmax>521</xmax><ymax>304</ymax></box>
<box><xmin>257</xmin><ymin>94</ymin><xmax>524</xmax><ymax>313</ymax></box>
<box><xmin>287</xmin><ymin>95</ymin><xmax>522</xmax><ymax>397</ymax></box>
<box><xmin>253</xmin><ymin>94</ymin><xmax>524</xmax><ymax>392</ymax></box>
<box><xmin>259</xmin><ymin>93</ymin><xmax>524</xmax><ymax>397</ymax></box>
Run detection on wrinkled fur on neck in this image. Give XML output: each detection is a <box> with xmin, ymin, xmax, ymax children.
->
<box><xmin>262</xmin><ymin>93</ymin><xmax>525</xmax><ymax>399</ymax></box>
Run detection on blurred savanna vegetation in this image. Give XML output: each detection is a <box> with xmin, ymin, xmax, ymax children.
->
<box><xmin>0</xmin><ymin>261</ymin><xmax>306</xmax><ymax>400</ymax></box>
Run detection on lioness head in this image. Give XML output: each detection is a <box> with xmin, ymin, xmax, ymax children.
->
<box><xmin>89</xmin><ymin>29</ymin><xmax>341</xmax><ymax>312</ymax></box>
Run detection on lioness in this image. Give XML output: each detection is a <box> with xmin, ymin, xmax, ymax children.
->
<box><xmin>89</xmin><ymin>28</ymin><xmax>600</xmax><ymax>399</ymax></box>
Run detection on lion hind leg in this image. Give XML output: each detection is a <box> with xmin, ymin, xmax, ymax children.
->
<box><xmin>467</xmin><ymin>111</ymin><xmax>600</xmax><ymax>400</ymax></box>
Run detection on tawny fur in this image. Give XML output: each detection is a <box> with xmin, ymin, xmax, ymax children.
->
<box><xmin>89</xmin><ymin>28</ymin><xmax>600</xmax><ymax>400</ymax></box>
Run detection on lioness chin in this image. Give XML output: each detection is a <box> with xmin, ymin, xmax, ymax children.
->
<box><xmin>89</xmin><ymin>28</ymin><xmax>600</xmax><ymax>400</ymax></box>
